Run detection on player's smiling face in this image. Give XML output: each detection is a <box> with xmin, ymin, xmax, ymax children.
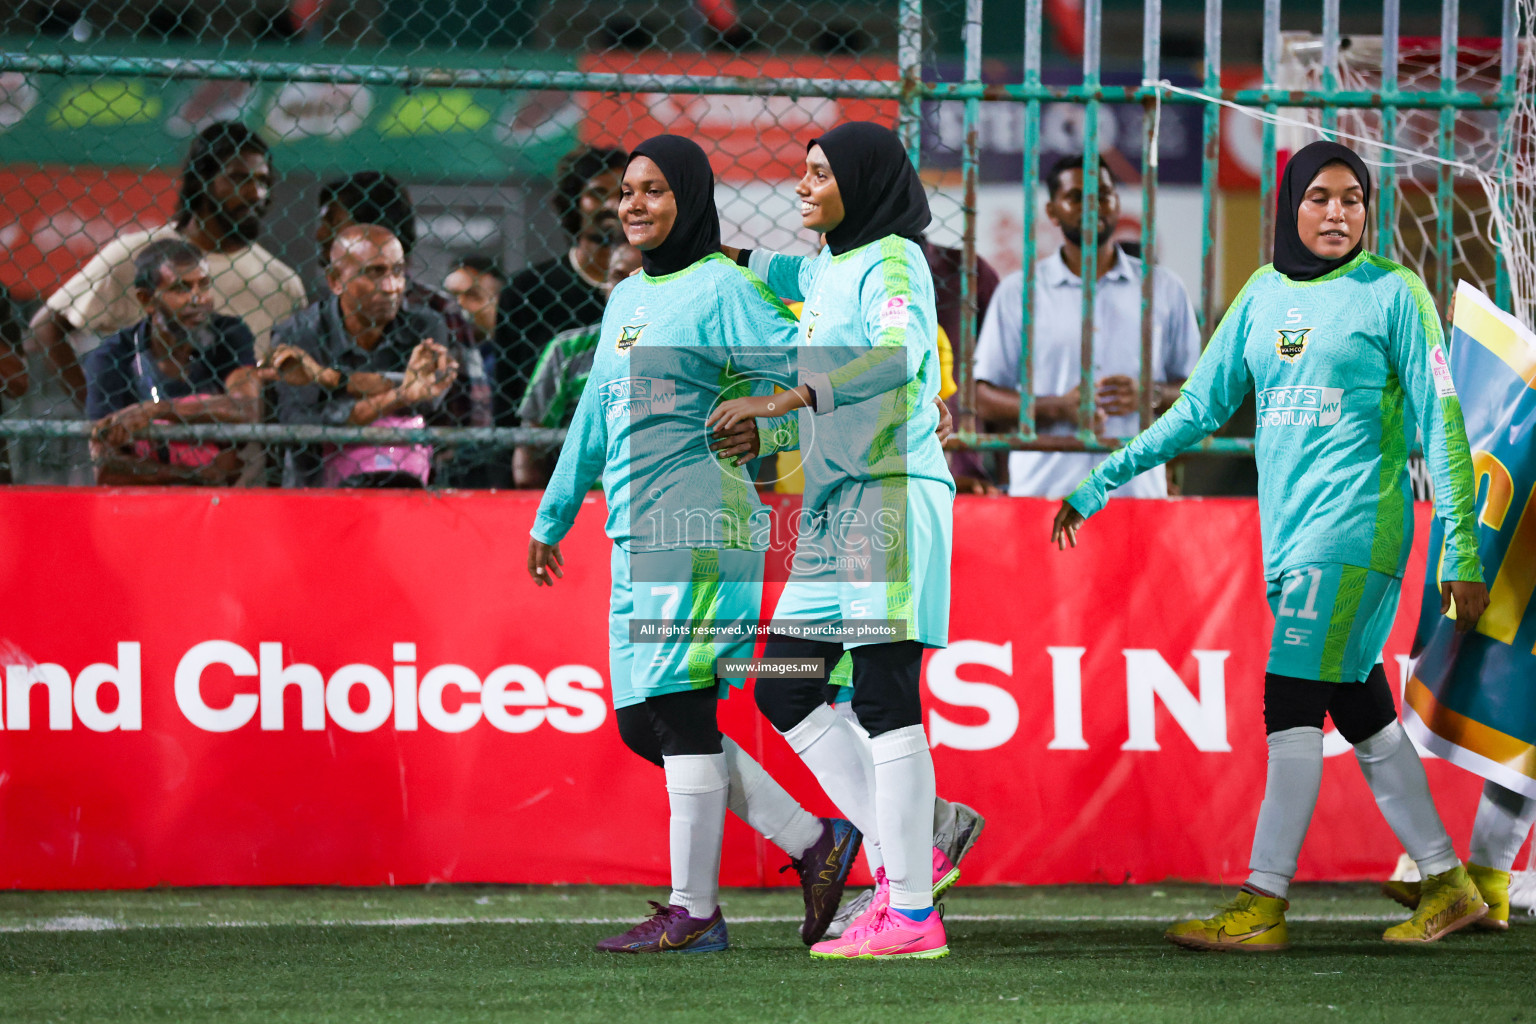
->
<box><xmin>797</xmin><ymin>145</ymin><xmax>845</xmax><ymax>234</ymax></box>
<box><xmin>619</xmin><ymin>156</ymin><xmax>677</xmax><ymax>252</ymax></box>
<box><xmin>1297</xmin><ymin>162</ymin><xmax>1366</xmax><ymax>260</ymax></box>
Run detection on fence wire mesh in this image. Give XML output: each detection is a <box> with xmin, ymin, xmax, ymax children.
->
<box><xmin>0</xmin><ymin>0</ymin><xmax>1526</xmax><ymax>494</ymax></box>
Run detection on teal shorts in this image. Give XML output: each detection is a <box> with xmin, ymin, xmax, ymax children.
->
<box><xmin>608</xmin><ymin>546</ymin><xmax>764</xmax><ymax>710</ymax></box>
<box><xmin>1265</xmin><ymin>562</ymin><xmax>1401</xmax><ymax>684</ymax></box>
<box><xmin>771</xmin><ymin>476</ymin><xmax>952</xmax><ymax>650</ymax></box>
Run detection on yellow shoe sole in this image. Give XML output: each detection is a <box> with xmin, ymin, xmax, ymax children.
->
<box><xmin>932</xmin><ymin>866</ymin><xmax>961</xmax><ymax>901</ymax></box>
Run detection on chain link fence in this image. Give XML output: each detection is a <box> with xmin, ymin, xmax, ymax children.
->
<box><xmin>0</xmin><ymin>0</ymin><xmax>1525</xmax><ymax>493</ymax></box>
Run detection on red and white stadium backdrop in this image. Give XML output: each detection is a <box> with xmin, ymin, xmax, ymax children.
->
<box><xmin>577</xmin><ymin>53</ymin><xmax>898</xmax><ymax>182</ymax></box>
<box><xmin>0</xmin><ymin>489</ymin><xmax>1499</xmax><ymax>890</ymax></box>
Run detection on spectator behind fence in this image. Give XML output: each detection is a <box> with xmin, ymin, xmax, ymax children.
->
<box><xmin>31</xmin><ymin>121</ymin><xmax>306</xmax><ymax>406</ymax></box>
<box><xmin>273</xmin><ymin>225</ymin><xmax>459</xmax><ymax>489</ymax></box>
<box><xmin>316</xmin><ymin>171</ymin><xmax>492</xmax><ymax>484</ymax></box>
<box><xmin>973</xmin><ymin>155</ymin><xmax>1200</xmax><ymax>498</ymax></box>
<box><xmin>84</xmin><ymin>240</ymin><xmax>263</xmax><ymax>486</ymax></box>
<box><xmin>492</xmin><ymin>145</ymin><xmax>628</xmax><ymax>429</ymax></box>
<box><xmin>922</xmin><ymin>237</ymin><xmax>1002</xmax><ymax>495</ymax></box>
<box><xmin>511</xmin><ymin>241</ymin><xmax>642</xmax><ymax>488</ymax></box>
<box><xmin>444</xmin><ymin>254</ymin><xmax>505</xmax><ymax>367</ymax></box>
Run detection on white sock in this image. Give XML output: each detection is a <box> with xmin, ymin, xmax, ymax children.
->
<box><xmin>782</xmin><ymin>703</ymin><xmax>879</xmax><ymax>851</ymax></box>
<box><xmin>721</xmin><ymin>737</ymin><xmax>822</xmax><ymax>859</ymax></box>
<box><xmin>1353</xmin><ymin>721</ymin><xmax>1460</xmax><ymax>877</ymax></box>
<box><xmin>830</xmin><ymin>700</ymin><xmax>883</xmax><ymax>874</ymax></box>
<box><xmin>871</xmin><ymin>725</ymin><xmax>936</xmax><ymax>912</ymax></box>
<box><xmin>1246</xmin><ymin>727</ymin><xmax>1324</xmax><ymax>899</ymax></box>
<box><xmin>663</xmin><ymin>753</ymin><xmax>728</xmax><ymax>918</ymax></box>
<box><xmin>1470</xmin><ymin>779</ymin><xmax>1536</xmax><ymax>871</ymax></box>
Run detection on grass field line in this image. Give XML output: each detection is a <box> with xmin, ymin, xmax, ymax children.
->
<box><xmin>0</xmin><ymin>911</ymin><xmax>1415</xmax><ymax>933</ymax></box>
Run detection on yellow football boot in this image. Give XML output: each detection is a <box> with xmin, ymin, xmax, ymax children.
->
<box><xmin>1382</xmin><ymin>864</ymin><xmax>1488</xmax><ymax>942</ymax></box>
<box><xmin>1165</xmin><ymin>891</ymin><xmax>1290</xmax><ymax>952</ymax></box>
<box><xmin>1380</xmin><ymin>878</ymin><xmax>1421</xmax><ymax>910</ymax></box>
<box><xmin>1467</xmin><ymin>863</ymin><xmax>1512</xmax><ymax>931</ymax></box>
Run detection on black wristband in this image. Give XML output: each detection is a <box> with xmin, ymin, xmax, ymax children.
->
<box><xmin>735</xmin><ymin>248</ymin><xmax>753</xmax><ymax>268</ymax></box>
<box><xmin>803</xmin><ymin>384</ymin><xmax>817</xmax><ymax>411</ymax></box>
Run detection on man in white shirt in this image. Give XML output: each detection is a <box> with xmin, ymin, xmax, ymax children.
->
<box><xmin>29</xmin><ymin>121</ymin><xmax>306</xmax><ymax>406</ymax></box>
<box><xmin>973</xmin><ymin>155</ymin><xmax>1201</xmax><ymax>498</ymax></box>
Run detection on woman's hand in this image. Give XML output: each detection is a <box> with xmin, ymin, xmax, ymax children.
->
<box><xmin>528</xmin><ymin>539</ymin><xmax>564</xmax><ymax>587</ymax></box>
<box><xmin>710</xmin><ymin>417</ymin><xmax>761</xmax><ymax>466</ymax></box>
<box><xmin>1441</xmin><ymin>580</ymin><xmax>1489</xmax><ymax>633</ymax></box>
<box><xmin>706</xmin><ymin>387</ymin><xmax>808</xmax><ymax>432</ymax></box>
<box><xmin>935</xmin><ymin>396</ymin><xmax>953</xmax><ymax>443</ymax></box>
<box><xmin>1051</xmin><ymin>501</ymin><xmax>1085</xmax><ymax>550</ymax></box>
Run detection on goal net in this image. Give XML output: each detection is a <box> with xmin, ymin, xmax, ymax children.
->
<box><xmin>1275</xmin><ymin>16</ymin><xmax>1536</xmax><ymax>327</ymax></box>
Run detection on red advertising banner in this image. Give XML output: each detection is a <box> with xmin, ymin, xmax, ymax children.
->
<box><xmin>0</xmin><ymin>166</ymin><xmax>179</xmax><ymax>302</ymax></box>
<box><xmin>0</xmin><ymin>489</ymin><xmax>1492</xmax><ymax>890</ymax></box>
<box><xmin>577</xmin><ymin>53</ymin><xmax>899</xmax><ymax>181</ymax></box>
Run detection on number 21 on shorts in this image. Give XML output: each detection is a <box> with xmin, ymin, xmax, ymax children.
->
<box><xmin>1277</xmin><ymin>567</ymin><xmax>1322</xmax><ymax>621</ymax></box>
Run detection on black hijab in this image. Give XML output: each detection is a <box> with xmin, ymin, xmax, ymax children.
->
<box><xmin>1273</xmin><ymin>140</ymin><xmax>1373</xmax><ymax>281</ymax></box>
<box><xmin>810</xmin><ymin>121</ymin><xmax>931</xmax><ymax>256</ymax></box>
<box><xmin>628</xmin><ymin>135</ymin><xmax>721</xmax><ymax>277</ymax></box>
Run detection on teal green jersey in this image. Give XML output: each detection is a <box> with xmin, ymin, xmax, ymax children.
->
<box><xmin>1067</xmin><ymin>252</ymin><xmax>1482</xmax><ymax>583</ymax></box>
<box><xmin>750</xmin><ymin>236</ymin><xmax>955</xmax><ymax>513</ymax></box>
<box><xmin>531</xmin><ymin>253</ymin><xmax>801</xmax><ymax>552</ymax></box>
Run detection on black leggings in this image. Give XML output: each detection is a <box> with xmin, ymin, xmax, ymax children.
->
<box><xmin>753</xmin><ymin>634</ymin><xmax>924</xmax><ymax>738</ymax></box>
<box><xmin>1263</xmin><ymin>664</ymin><xmax>1398</xmax><ymax>743</ymax></box>
<box><xmin>613</xmin><ymin>687</ymin><xmax>723</xmax><ymax>766</ymax></box>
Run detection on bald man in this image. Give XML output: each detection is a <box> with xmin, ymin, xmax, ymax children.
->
<box><xmin>272</xmin><ymin>224</ymin><xmax>463</xmax><ymax>487</ymax></box>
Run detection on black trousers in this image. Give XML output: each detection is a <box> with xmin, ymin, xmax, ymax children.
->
<box><xmin>753</xmin><ymin>634</ymin><xmax>925</xmax><ymax>739</ymax></box>
<box><xmin>613</xmin><ymin>687</ymin><xmax>723</xmax><ymax>766</ymax></box>
<box><xmin>1263</xmin><ymin>665</ymin><xmax>1397</xmax><ymax>743</ymax></box>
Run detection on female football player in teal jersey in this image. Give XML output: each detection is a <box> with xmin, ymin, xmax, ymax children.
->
<box><xmin>1051</xmin><ymin>140</ymin><xmax>1491</xmax><ymax>950</ymax></box>
<box><xmin>709</xmin><ymin>121</ymin><xmax>956</xmax><ymax>960</ymax></box>
<box><xmin>526</xmin><ymin>136</ymin><xmax>864</xmax><ymax>953</ymax></box>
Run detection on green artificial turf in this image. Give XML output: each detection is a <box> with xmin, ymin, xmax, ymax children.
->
<box><xmin>0</xmin><ymin>884</ymin><xmax>1531</xmax><ymax>1023</ymax></box>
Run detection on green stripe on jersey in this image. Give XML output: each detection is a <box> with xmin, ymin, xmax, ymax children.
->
<box><xmin>1320</xmin><ymin>565</ymin><xmax>1369</xmax><ymax>683</ymax></box>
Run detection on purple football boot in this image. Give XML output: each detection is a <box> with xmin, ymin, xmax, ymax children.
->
<box><xmin>782</xmin><ymin>817</ymin><xmax>863</xmax><ymax>944</ymax></box>
<box><xmin>594</xmin><ymin>901</ymin><xmax>729</xmax><ymax>953</ymax></box>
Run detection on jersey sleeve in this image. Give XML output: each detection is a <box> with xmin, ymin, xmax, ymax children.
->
<box><xmin>531</xmin><ymin>349</ymin><xmax>608</xmax><ymax>545</ymax></box>
<box><xmin>748</xmin><ymin>250</ymin><xmax>815</xmax><ymax>303</ymax></box>
<box><xmin>705</xmin><ymin>268</ymin><xmax>801</xmax><ymax>388</ymax></box>
<box><xmin>1385</xmin><ymin>275</ymin><xmax>1483</xmax><ymax>583</ymax></box>
<box><xmin>1066</xmin><ymin>276</ymin><xmax>1258</xmax><ymax>519</ymax></box>
<box><xmin>803</xmin><ymin>249</ymin><xmax>934</xmax><ymax>413</ymax></box>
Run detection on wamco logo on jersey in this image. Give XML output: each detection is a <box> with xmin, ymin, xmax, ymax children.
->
<box><xmin>0</xmin><ymin>642</ymin><xmax>606</xmax><ymax>735</ymax></box>
<box><xmin>1257</xmin><ymin>385</ymin><xmax>1342</xmax><ymax>427</ymax></box>
<box><xmin>600</xmin><ymin>377</ymin><xmax>676</xmax><ymax>420</ymax></box>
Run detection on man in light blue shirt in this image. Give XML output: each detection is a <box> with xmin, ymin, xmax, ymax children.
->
<box><xmin>973</xmin><ymin>155</ymin><xmax>1200</xmax><ymax>498</ymax></box>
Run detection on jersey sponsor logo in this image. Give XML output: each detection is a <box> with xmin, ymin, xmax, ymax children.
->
<box><xmin>599</xmin><ymin>377</ymin><xmax>676</xmax><ymax>420</ymax></box>
<box><xmin>1429</xmin><ymin>345</ymin><xmax>1458</xmax><ymax>398</ymax></box>
<box><xmin>615</xmin><ymin>323</ymin><xmax>646</xmax><ymax>352</ymax></box>
<box><xmin>1275</xmin><ymin>327</ymin><xmax>1312</xmax><ymax>363</ymax></box>
<box><xmin>1256</xmin><ymin>386</ymin><xmax>1343</xmax><ymax>428</ymax></box>
<box><xmin>1284</xmin><ymin>307</ymin><xmax>1304</xmax><ymax>325</ymax></box>
<box><xmin>879</xmin><ymin>295</ymin><xmax>911</xmax><ymax>329</ymax></box>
